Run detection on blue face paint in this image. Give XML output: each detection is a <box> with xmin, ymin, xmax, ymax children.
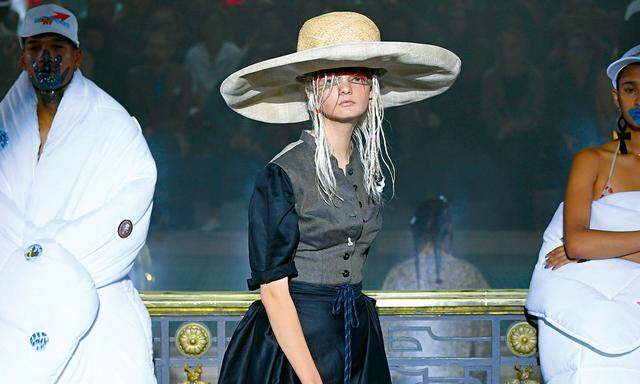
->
<box><xmin>29</xmin><ymin>50</ymin><xmax>70</xmax><ymax>92</ymax></box>
<box><xmin>629</xmin><ymin>108</ymin><xmax>640</xmax><ymax>126</ymax></box>
<box><xmin>29</xmin><ymin>50</ymin><xmax>71</xmax><ymax>107</ymax></box>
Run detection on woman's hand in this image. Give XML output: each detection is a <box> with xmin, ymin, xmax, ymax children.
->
<box><xmin>545</xmin><ymin>245</ymin><xmax>576</xmax><ymax>270</ymax></box>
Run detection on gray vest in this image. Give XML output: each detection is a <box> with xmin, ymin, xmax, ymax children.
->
<box><xmin>271</xmin><ymin>131</ymin><xmax>383</xmax><ymax>285</ymax></box>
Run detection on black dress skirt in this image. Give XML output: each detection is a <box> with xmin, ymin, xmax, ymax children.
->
<box><xmin>218</xmin><ymin>159</ymin><xmax>391</xmax><ymax>384</ymax></box>
<box><xmin>218</xmin><ymin>281</ymin><xmax>391</xmax><ymax>384</ymax></box>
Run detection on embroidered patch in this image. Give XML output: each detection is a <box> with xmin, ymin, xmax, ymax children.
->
<box><xmin>25</xmin><ymin>244</ymin><xmax>43</xmax><ymax>260</ymax></box>
<box><xmin>35</xmin><ymin>12</ymin><xmax>71</xmax><ymax>28</ymax></box>
<box><xmin>0</xmin><ymin>130</ymin><xmax>8</xmax><ymax>149</ymax></box>
<box><xmin>30</xmin><ymin>331</ymin><xmax>49</xmax><ymax>351</ymax></box>
<box><xmin>118</xmin><ymin>219</ymin><xmax>133</xmax><ymax>238</ymax></box>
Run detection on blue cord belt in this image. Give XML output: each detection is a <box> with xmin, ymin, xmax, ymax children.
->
<box><xmin>331</xmin><ymin>284</ymin><xmax>361</xmax><ymax>384</ymax></box>
<box><xmin>289</xmin><ymin>281</ymin><xmax>363</xmax><ymax>384</ymax></box>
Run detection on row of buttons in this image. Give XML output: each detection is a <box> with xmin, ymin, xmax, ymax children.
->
<box><xmin>343</xmin><ymin>235</ymin><xmax>355</xmax><ymax>279</ymax></box>
<box><xmin>343</xmin><ymin>172</ymin><xmax>358</xmax><ymax>281</ymax></box>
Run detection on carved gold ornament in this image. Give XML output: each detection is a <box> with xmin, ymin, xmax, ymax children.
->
<box><xmin>506</xmin><ymin>321</ymin><xmax>537</xmax><ymax>357</ymax></box>
<box><xmin>176</xmin><ymin>323</ymin><xmax>211</xmax><ymax>357</ymax></box>
<box><xmin>505</xmin><ymin>363</ymin><xmax>539</xmax><ymax>384</ymax></box>
<box><xmin>181</xmin><ymin>364</ymin><xmax>209</xmax><ymax>384</ymax></box>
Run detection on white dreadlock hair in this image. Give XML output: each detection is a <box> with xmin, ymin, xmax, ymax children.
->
<box><xmin>305</xmin><ymin>72</ymin><xmax>395</xmax><ymax>205</ymax></box>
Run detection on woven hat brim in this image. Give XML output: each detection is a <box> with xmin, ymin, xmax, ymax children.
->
<box><xmin>220</xmin><ymin>41</ymin><xmax>461</xmax><ymax>123</ymax></box>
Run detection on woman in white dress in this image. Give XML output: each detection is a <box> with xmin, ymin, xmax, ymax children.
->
<box><xmin>526</xmin><ymin>44</ymin><xmax>640</xmax><ymax>384</ymax></box>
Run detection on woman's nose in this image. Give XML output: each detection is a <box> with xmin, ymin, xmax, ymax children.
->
<box><xmin>338</xmin><ymin>81</ymin><xmax>352</xmax><ymax>94</ymax></box>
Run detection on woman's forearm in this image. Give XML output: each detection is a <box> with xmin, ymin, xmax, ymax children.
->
<box><xmin>564</xmin><ymin>229</ymin><xmax>640</xmax><ymax>260</ymax></box>
<box><xmin>260</xmin><ymin>278</ymin><xmax>322</xmax><ymax>384</ymax></box>
<box><xmin>621</xmin><ymin>251</ymin><xmax>640</xmax><ymax>263</ymax></box>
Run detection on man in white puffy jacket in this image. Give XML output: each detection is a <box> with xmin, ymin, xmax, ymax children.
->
<box><xmin>0</xmin><ymin>4</ymin><xmax>157</xmax><ymax>383</ymax></box>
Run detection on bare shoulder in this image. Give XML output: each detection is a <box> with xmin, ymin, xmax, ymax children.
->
<box><xmin>566</xmin><ymin>141</ymin><xmax>619</xmax><ymax>200</ymax></box>
<box><xmin>572</xmin><ymin>141</ymin><xmax>617</xmax><ymax>168</ymax></box>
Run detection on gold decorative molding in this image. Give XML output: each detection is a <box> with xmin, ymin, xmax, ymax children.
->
<box><xmin>176</xmin><ymin>323</ymin><xmax>211</xmax><ymax>357</ymax></box>
<box><xmin>141</xmin><ymin>289</ymin><xmax>528</xmax><ymax>316</ymax></box>
<box><xmin>506</xmin><ymin>322</ymin><xmax>537</xmax><ymax>357</ymax></box>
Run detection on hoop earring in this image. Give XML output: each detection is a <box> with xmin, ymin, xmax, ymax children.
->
<box><xmin>617</xmin><ymin>115</ymin><xmax>629</xmax><ymax>154</ymax></box>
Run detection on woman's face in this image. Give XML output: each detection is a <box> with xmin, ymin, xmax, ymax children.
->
<box><xmin>316</xmin><ymin>70</ymin><xmax>372</xmax><ymax>124</ymax></box>
<box><xmin>614</xmin><ymin>63</ymin><xmax>640</xmax><ymax>129</ymax></box>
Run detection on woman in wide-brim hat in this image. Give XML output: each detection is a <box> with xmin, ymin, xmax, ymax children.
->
<box><xmin>218</xmin><ymin>11</ymin><xmax>460</xmax><ymax>384</ymax></box>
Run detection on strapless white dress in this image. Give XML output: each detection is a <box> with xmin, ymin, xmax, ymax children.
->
<box><xmin>526</xmin><ymin>192</ymin><xmax>640</xmax><ymax>384</ymax></box>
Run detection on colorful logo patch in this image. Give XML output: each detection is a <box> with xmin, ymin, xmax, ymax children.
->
<box><xmin>0</xmin><ymin>130</ymin><xmax>8</xmax><ymax>149</ymax></box>
<box><xmin>35</xmin><ymin>12</ymin><xmax>71</xmax><ymax>28</ymax></box>
<box><xmin>25</xmin><ymin>243</ymin><xmax>43</xmax><ymax>260</ymax></box>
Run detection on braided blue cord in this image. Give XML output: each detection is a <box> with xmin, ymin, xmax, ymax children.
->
<box><xmin>332</xmin><ymin>285</ymin><xmax>360</xmax><ymax>384</ymax></box>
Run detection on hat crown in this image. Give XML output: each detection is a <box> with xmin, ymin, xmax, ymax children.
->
<box><xmin>622</xmin><ymin>44</ymin><xmax>640</xmax><ymax>58</ymax></box>
<box><xmin>297</xmin><ymin>12</ymin><xmax>381</xmax><ymax>52</ymax></box>
<box><xmin>20</xmin><ymin>3</ymin><xmax>79</xmax><ymax>47</ymax></box>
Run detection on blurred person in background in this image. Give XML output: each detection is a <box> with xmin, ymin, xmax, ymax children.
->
<box><xmin>383</xmin><ymin>196</ymin><xmax>488</xmax><ymax>290</ymax></box>
<box><xmin>481</xmin><ymin>27</ymin><xmax>544</xmax><ymax>228</ymax></box>
<box><xmin>0</xmin><ymin>34</ymin><xmax>21</xmax><ymax>95</ymax></box>
<box><xmin>619</xmin><ymin>0</ymin><xmax>640</xmax><ymax>51</ymax></box>
<box><xmin>185</xmin><ymin>12</ymin><xmax>246</xmax><ymax>111</ymax></box>
<box><xmin>127</xmin><ymin>29</ymin><xmax>192</xmax><ymax>229</ymax></box>
<box><xmin>0</xmin><ymin>2</ymin><xmax>20</xmax><ymax>97</ymax></box>
<box><xmin>547</xmin><ymin>33</ymin><xmax>609</xmax><ymax>174</ymax></box>
<box><xmin>382</xmin><ymin>197</ymin><xmax>489</xmax><ymax>383</ymax></box>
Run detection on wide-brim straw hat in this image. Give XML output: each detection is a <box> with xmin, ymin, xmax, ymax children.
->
<box><xmin>220</xmin><ymin>11</ymin><xmax>461</xmax><ymax>124</ymax></box>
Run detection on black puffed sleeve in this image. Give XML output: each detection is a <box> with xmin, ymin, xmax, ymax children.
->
<box><xmin>246</xmin><ymin>163</ymin><xmax>300</xmax><ymax>290</ymax></box>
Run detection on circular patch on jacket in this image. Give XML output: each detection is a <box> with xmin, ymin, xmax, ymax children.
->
<box><xmin>25</xmin><ymin>243</ymin><xmax>43</xmax><ymax>260</ymax></box>
<box><xmin>30</xmin><ymin>331</ymin><xmax>49</xmax><ymax>351</ymax></box>
<box><xmin>118</xmin><ymin>219</ymin><xmax>133</xmax><ymax>238</ymax></box>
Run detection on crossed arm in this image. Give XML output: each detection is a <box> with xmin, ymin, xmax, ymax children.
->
<box><xmin>545</xmin><ymin>149</ymin><xmax>640</xmax><ymax>269</ymax></box>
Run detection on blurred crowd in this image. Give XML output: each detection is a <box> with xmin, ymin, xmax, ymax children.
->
<box><xmin>1</xmin><ymin>0</ymin><xmax>638</xmax><ymax>232</ymax></box>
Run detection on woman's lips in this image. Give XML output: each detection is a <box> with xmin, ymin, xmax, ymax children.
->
<box><xmin>339</xmin><ymin>101</ymin><xmax>355</xmax><ymax>107</ymax></box>
<box><xmin>629</xmin><ymin>108</ymin><xmax>640</xmax><ymax>124</ymax></box>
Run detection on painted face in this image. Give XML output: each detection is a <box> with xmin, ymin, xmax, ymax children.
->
<box><xmin>617</xmin><ymin>63</ymin><xmax>640</xmax><ymax>128</ymax></box>
<box><xmin>22</xmin><ymin>34</ymin><xmax>78</xmax><ymax>93</ymax></box>
<box><xmin>315</xmin><ymin>69</ymin><xmax>372</xmax><ymax>123</ymax></box>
